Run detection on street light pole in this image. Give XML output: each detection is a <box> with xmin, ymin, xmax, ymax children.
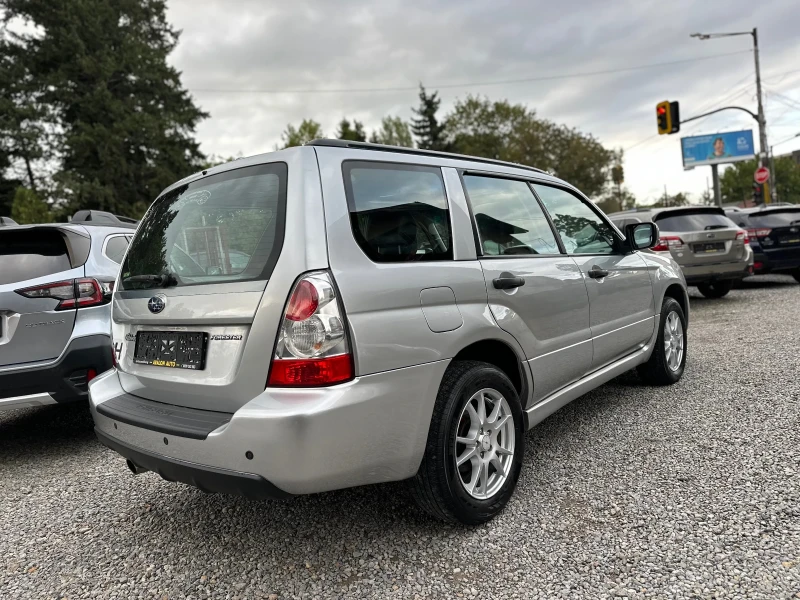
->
<box><xmin>691</xmin><ymin>28</ymin><xmax>770</xmax><ymax>202</ymax></box>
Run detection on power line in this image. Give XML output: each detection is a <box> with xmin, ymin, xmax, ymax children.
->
<box><xmin>189</xmin><ymin>50</ymin><xmax>752</xmax><ymax>95</ymax></box>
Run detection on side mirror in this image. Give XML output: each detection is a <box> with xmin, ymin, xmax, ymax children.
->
<box><xmin>625</xmin><ymin>222</ymin><xmax>660</xmax><ymax>251</ymax></box>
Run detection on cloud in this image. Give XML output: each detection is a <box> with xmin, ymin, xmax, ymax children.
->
<box><xmin>166</xmin><ymin>0</ymin><xmax>800</xmax><ymax>203</ymax></box>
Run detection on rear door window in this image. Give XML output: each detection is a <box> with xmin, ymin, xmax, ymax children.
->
<box><xmin>121</xmin><ymin>163</ymin><xmax>287</xmax><ymax>290</ymax></box>
<box><xmin>655</xmin><ymin>211</ymin><xmax>737</xmax><ymax>232</ymax></box>
<box><xmin>0</xmin><ymin>229</ymin><xmax>72</xmax><ymax>285</ymax></box>
<box><xmin>463</xmin><ymin>175</ymin><xmax>560</xmax><ymax>255</ymax></box>
<box><xmin>343</xmin><ymin>162</ymin><xmax>452</xmax><ymax>262</ymax></box>
<box><xmin>747</xmin><ymin>210</ymin><xmax>800</xmax><ymax>228</ymax></box>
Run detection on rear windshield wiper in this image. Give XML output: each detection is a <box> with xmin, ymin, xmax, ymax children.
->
<box><xmin>122</xmin><ymin>272</ymin><xmax>178</xmax><ymax>288</ymax></box>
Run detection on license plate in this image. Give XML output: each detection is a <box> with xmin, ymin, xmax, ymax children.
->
<box><xmin>133</xmin><ymin>331</ymin><xmax>208</xmax><ymax>370</ymax></box>
<box><xmin>693</xmin><ymin>242</ymin><xmax>725</xmax><ymax>253</ymax></box>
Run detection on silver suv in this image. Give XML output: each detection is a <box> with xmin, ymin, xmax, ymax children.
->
<box><xmin>1</xmin><ymin>211</ymin><xmax>136</xmax><ymax>411</ymax></box>
<box><xmin>609</xmin><ymin>206</ymin><xmax>752</xmax><ymax>298</ymax></box>
<box><xmin>89</xmin><ymin>141</ymin><xmax>689</xmax><ymax>524</ymax></box>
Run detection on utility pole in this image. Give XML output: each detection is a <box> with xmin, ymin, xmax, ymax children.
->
<box><xmin>711</xmin><ymin>164</ymin><xmax>721</xmax><ymax>207</ymax></box>
<box><xmin>691</xmin><ymin>28</ymin><xmax>770</xmax><ymax>202</ymax></box>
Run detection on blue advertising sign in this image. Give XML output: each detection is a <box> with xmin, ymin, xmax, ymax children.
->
<box><xmin>681</xmin><ymin>130</ymin><xmax>755</xmax><ymax>169</ymax></box>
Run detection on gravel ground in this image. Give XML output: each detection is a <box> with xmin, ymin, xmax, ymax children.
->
<box><xmin>1</xmin><ymin>275</ymin><xmax>799</xmax><ymax>600</ymax></box>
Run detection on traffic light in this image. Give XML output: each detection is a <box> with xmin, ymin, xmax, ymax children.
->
<box><xmin>753</xmin><ymin>182</ymin><xmax>764</xmax><ymax>205</ymax></box>
<box><xmin>656</xmin><ymin>101</ymin><xmax>680</xmax><ymax>135</ymax></box>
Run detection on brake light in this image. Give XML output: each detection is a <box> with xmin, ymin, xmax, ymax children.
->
<box><xmin>15</xmin><ymin>278</ymin><xmax>108</xmax><ymax>311</ymax></box>
<box><xmin>651</xmin><ymin>236</ymin><xmax>684</xmax><ymax>252</ymax></box>
<box><xmin>747</xmin><ymin>227</ymin><xmax>771</xmax><ymax>239</ymax></box>
<box><xmin>267</xmin><ymin>271</ymin><xmax>353</xmax><ymax>387</ymax></box>
<box><xmin>736</xmin><ymin>230</ymin><xmax>749</xmax><ymax>245</ymax></box>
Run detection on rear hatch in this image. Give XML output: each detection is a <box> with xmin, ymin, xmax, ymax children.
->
<box><xmin>0</xmin><ymin>227</ymin><xmax>89</xmax><ymax>368</ymax></box>
<box><xmin>113</xmin><ymin>161</ymin><xmax>292</xmax><ymax>413</ymax></box>
<box><xmin>744</xmin><ymin>208</ymin><xmax>800</xmax><ymax>257</ymax></box>
<box><xmin>654</xmin><ymin>208</ymin><xmax>746</xmax><ymax>266</ymax></box>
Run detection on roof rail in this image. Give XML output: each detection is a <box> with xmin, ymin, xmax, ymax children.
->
<box><xmin>0</xmin><ymin>216</ymin><xmax>18</xmax><ymax>226</ymax></box>
<box><xmin>307</xmin><ymin>139</ymin><xmax>549</xmax><ymax>175</ymax></box>
<box><xmin>71</xmin><ymin>210</ymin><xmax>138</xmax><ymax>228</ymax></box>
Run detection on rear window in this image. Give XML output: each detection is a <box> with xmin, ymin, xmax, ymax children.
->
<box><xmin>121</xmin><ymin>163</ymin><xmax>287</xmax><ymax>290</ymax></box>
<box><xmin>655</xmin><ymin>211</ymin><xmax>736</xmax><ymax>232</ymax></box>
<box><xmin>343</xmin><ymin>161</ymin><xmax>452</xmax><ymax>262</ymax></box>
<box><xmin>0</xmin><ymin>230</ymin><xmax>71</xmax><ymax>285</ymax></box>
<box><xmin>747</xmin><ymin>209</ymin><xmax>800</xmax><ymax>228</ymax></box>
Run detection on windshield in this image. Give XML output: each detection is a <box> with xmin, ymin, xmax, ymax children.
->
<box><xmin>655</xmin><ymin>211</ymin><xmax>736</xmax><ymax>232</ymax></box>
<box><xmin>747</xmin><ymin>209</ymin><xmax>800</xmax><ymax>228</ymax></box>
<box><xmin>120</xmin><ymin>163</ymin><xmax>287</xmax><ymax>290</ymax></box>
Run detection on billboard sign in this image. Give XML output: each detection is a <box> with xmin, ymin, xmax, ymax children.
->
<box><xmin>681</xmin><ymin>130</ymin><xmax>755</xmax><ymax>169</ymax></box>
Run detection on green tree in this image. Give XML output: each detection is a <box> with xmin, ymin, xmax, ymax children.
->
<box><xmin>720</xmin><ymin>157</ymin><xmax>800</xmax><ymax>205</ymax></box>
<box><xmin>369</xmin><ymin>116</ymin><xmax>414</xmax><ymax>147</ymax></box>
<box><xmin>651</xmin><ymin>191</ymin><xmax>690</xmax><ymax>208</ymax></box>
<box><xmin>2</xmin><ymin>0</ymin><xmax>208</xmax><ymax>218</ymax></box>
<box><xmin>411</xmin><ymin>85</ymin><xmax>448</xmax><ymax>151</ymax></box>
<box><xmin>444</xmin><ymin>96</ymin><xmax>614</xmax><ymax>197</ymax></box>
<box><xmin>279</xmin><ymin>119</ymin><xmax>324</xmax><ymax>149</ymax></box>
<box><xmin>336</xmin><ymin>118</ymin><xmax>366</xmax><ymax>142</ymax></box>
<box><xmin>10</xmin><ymin>186</ymin><xmax>53</xmax><ymax>224</ymax></box>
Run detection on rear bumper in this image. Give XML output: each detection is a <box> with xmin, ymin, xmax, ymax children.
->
<box><xmin>682</xmin><ymin>261</ymin><xmax>751</xmax><ymax>285</ymax></box>
<box><xmin>89</xmin><ymin>360</ymin><xmax>449</xmax><ymax>496</ymax></box>
<box><xmin>95</xmin><ymin>429</ymin><xmax>292</xmax><ymax>499</ymax></box>
<box><xmin>0</xmin><ymin>334</ymin><xmax>112</xmax><ymax>409</ymax></box>
<box><xmin>750</xmin><ymin>248</ymin><xmax>800</xmax><ymax>274</ymax></box>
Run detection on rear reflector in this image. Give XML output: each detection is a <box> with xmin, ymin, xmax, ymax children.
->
<box><xmin>267</xmin><ymin>354</ymin><xmax>353</xmax><ymax>387</ymax></box>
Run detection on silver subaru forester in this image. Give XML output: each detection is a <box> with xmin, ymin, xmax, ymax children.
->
<box><xmin>89</xmin><ymin>141</ymin><xmax>689</xmax><ymax>524</ymax></box>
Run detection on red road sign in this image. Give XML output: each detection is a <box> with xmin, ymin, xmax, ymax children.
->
<box><xmin>754</xmin><ymin>167</ymin><xmax>770</xmax><ymax>184</ymax></box>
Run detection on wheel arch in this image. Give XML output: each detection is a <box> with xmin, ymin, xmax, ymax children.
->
<box><xmin>662</xmin><ymin>283</ymin><xmax>689</xmax><ymax>328</ymax></box>
<box><xmin>451</xmin><ymin>338</ymin><xmax>530</xmax><ymax>409</ymax></box>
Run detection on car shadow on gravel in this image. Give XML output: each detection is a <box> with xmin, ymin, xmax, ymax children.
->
<box><xmin>0</xmin><ymin>402</ymin><xmax>95</xmax><ymax>454</ymax></box>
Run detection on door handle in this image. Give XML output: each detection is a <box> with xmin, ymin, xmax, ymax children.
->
<box><xmin>587</xmin><ymin>266</ymin><xmax>609</xmax><ymax>279</ymax></box>
<box><xmin>493</xmin><ymin>276</ymin><xmax>526</xmax><ymax>290</ymax></box>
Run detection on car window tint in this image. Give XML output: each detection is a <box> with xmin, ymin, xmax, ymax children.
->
<box><xmin>747</xmin><ymin>210</ymin><xmax>800</xmax><ymax>228</ymax></box>
<box><xmin>655</xmin><ymin>212</ymin><xmax>737</xmax><ymax>231</ymax></box>
<box><xmin>0</xmin><ymin>229</ymin><xmax>72</xmax><ymax>285</ymax></box>
<box><xmin>104</xmin><ymin>236</ymin><xmax>129</xmax><ymax>264</ymax></box>
<box><xmin>343</xmin><ymin>162</ymin><xmax>452</xmax><ymax>262</ymax></box>
<box><xmin>463</xmin><ymin>176</ymin><xmax>559</xmax><ymax>256</ymax></box>
<box><xmin>532</xmin><ymin>184</ymin><xmax>616</xmax><ymax>254</ymax></box>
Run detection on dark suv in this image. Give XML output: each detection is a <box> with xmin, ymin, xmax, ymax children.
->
<box><xmin>725</xmin><ymin>205</ymin><xmax>800</xmax><ymax>282</ymax></box>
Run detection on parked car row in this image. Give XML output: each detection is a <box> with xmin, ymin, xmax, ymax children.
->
<box><xmin>0</xmin><ymin>142</ymin><xmax>795</xmax><ymax>525</ymax></box>
<box><xmin>610</xmin><ymin>204</ymin><xmax>800</xmax><ymax>297</ymax></box>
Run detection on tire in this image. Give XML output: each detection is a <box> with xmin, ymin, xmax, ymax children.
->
<box><xmin>697</xmin><ymin>280</ymin><xmax>733</xmax><ymax>298</ymax></box>
<box><xmin>408</xmin><ymin>360</ymin><xmax>524</xmax><ymax>525</ymax></box>
<box><xmin>792</xmin><ymin>269</ymin><xmax>800</xmax><ymax>284</ymax></box>
<box><xmin>637</xmin><ymin>297</ymin><xmax>687</xmax><ymax>386</ymax></box>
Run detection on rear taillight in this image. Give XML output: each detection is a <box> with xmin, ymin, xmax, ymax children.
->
<box><xmin>267</xmin><ymin>271</ymin><xmax>353</xmax><ymax>387</ymax></box>
<box><xmin>736</xmin><ymin>230</ymin><xmax>749</xmax><ymax>245</ymax></box>
<box><xmin>15</xmin><ymin>278</ymin><xmax>109</xmax><ymax>311</ymax></box>
<box><xmin>651</xmin><ymin>236</ymin><xmax>684</xmax><ymax>252</ymax></box>
<box><xmin>747</xmin><ymin>227</ymin><xmax>771</xmax><ymax>239</ymax></box>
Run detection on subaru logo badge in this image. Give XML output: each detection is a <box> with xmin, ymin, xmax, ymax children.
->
<box><xmin>147</xmin><ymin>295</ymin><xmax>166</xmax><ymax>314</ymax></box>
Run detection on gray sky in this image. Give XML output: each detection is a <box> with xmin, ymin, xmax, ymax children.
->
<box><xmin>167</xmin><ymin>0</ymin><xmax>800</xmax><ymax>204</ymax></box>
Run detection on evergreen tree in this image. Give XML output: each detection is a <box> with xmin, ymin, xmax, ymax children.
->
<box><xmin>10</xmin><ymin>186</ymin><xmax>53</xmax><ymax>224</ymax></box>
<box><xmin>411</xmin><ymin>85</ymin><xmax>448</xmax><ymax>151</ymax></box>
<box><xmin>1</xmin><ymin>0</ymin><xmax>208</xmax><ymax>218</ymax></box>
<box><xmin>336</xmin><ymin>119</ymin><xmax>366</xmax><ymax>142</ymax></box>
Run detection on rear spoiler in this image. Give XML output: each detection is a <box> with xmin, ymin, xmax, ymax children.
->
<box><xmin>653</xmin><ymin>206</ymin><xmax>725</xmax><ymax>221</ymax></box>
